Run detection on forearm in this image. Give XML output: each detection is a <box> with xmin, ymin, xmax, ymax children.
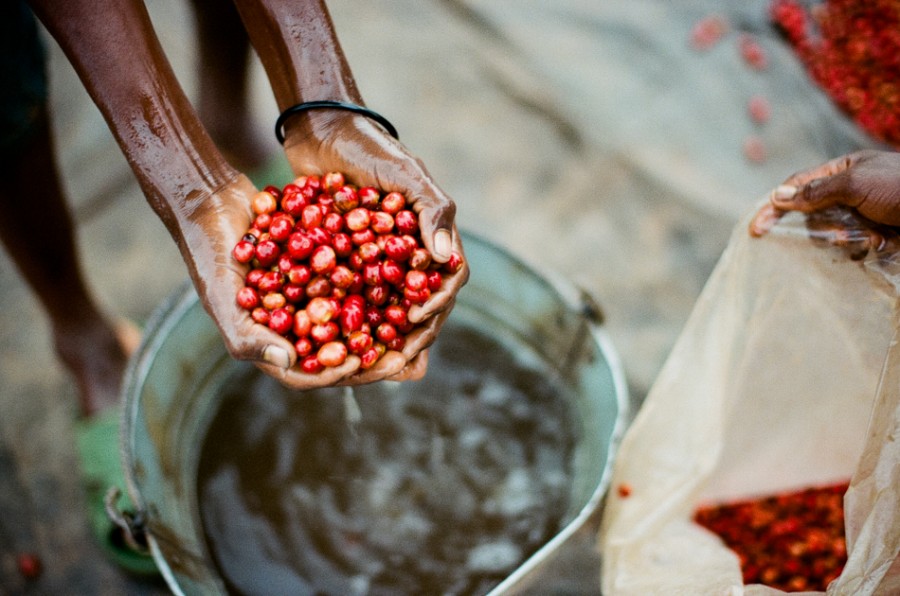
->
<box><xmin>27</xmin><ymin>0</ymin><xmax>237</xmax><ymax>232</ymax></box>
<box><xmin>232</xmin><ymin>0</ymin><xmax>362</xmax><ymax>110</ymax></box>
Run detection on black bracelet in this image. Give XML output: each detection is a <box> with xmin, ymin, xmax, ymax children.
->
<box><xmin>275</xmin><ymin>100</ymin><xmax>399</xmax><ymax>144</ymax></box>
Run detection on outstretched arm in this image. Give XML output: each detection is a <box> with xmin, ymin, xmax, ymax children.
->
<box><xmin>233</xmin><ymin>0</ymin><xmax>469</xmax><ymax>385</ymax></box>
<box><xmin>26</xmin><ymin>0</ymin><xmax>336</xmax><ymax>381</ymax></box>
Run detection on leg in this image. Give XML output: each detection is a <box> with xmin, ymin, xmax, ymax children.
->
<box><xmin>189</xmin><ymin>0</ymin><xmax>269</xmax><ymax>171</ymax></box>
<box><xmin>0</xmin><ymin>106</ymin><xmax>131</xmax><ymax>417</ymax></box>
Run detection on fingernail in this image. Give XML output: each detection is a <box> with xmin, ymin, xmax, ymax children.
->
<box><xmin>263</xmin><ymin>345</ymin><xmax>290</xmax><ymax>369</ymax></box>
<box><xmin>771</xmin><ymin>184</ymin><xmax>798</xmax><ymax>202</ymax></box>
<box><xmin>434</xmin><ymin>229</ymin><xmax>452</xmax><ymax>261</ymax></box>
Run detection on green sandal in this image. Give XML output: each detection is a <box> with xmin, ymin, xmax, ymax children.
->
<box><xmin>75</xmin><ymin>408</ymin><xmax>159</xmax><ymax>577</ymax></box>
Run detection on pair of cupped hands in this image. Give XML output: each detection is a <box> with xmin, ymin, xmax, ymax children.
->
<box><xmin>179</xmin><ymin>111</ymin><xmax>469</xmax><ymax>391</ymax></box>
<box><xmin>750</xmin><ymin>149</ymin><xmax>900</xmax><ymax>253</ymax></box>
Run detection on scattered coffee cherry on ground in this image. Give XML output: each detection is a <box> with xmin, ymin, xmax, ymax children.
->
<box><xmin>748</xmin><ymin>95</ymin><xmax>772</xmax><ymax>124</ymax></box>
<box><xmin>17</xmin><ymin>552</ymin><xmax>42</xmax><ymax>580</ymax></box>
<box><xmin>233</xmin><ymin>173</ymin><xmax>464</xmax><ymax>373</ymax></box>
<box><xmin>690</xmin><ymin>14</ymin><xmax>729</xmax><ymax>51</ymax></box>
<box><xmin>739</xmin><ymin>34</ymin><xmax>768</xmax><ymax>71</ymax></box>
<box><xmin>742</xmin><ymin>135</ymin><xmax>768</xmax><ymax>163</ymax></box>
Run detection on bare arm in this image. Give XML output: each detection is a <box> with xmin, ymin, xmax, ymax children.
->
<box><xmin>233</xmin><ymin>0</ymin><xmax>469</xmax><ymax>384</ymax></box>
<box><xmin>27</xmin><ymin>0</ymin><xmax>236</xmax><ymax>218</ymax></box>
<box><xmin>231</xmin><ymin>0</ymin><xmax>361</xmax><ymax>110</ymax></box>
<box><xmin>27</xmin><ymin>0</ymin><xmax>304</xmax><ymax>375</ymax></box>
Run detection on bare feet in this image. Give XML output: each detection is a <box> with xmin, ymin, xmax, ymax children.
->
<box><xmin>53</xmin><ymin>318</ymin><xmax>140</xmax><ymax>417</ymax></box>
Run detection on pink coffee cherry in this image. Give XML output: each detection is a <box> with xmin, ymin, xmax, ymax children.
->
<box><xmin>317</xmin><ymin>341</ymin><xmax>348</xmax><ymax>367</ymax></box>
<box><xmin>748</xmin><ymin>95</ymin><xmax>771</xmax><ymax>124</ymax></box>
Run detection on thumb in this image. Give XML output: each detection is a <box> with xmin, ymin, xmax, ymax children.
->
<box><xmin>770</xmin><ymin>172</ymin><xmax>855</xmax><ymax>213</ymax></box>
<box><xmin>223</xmin><ymin>317</ymin><xmax>297</xmax><ymax>371</ymax></box>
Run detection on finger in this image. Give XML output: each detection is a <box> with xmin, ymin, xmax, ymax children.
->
<box><xmin>407</xmin><ymin>273</ymin><xmax>461</xmax><ymax>321</ymax></box>
<box><xmin>404</xmin><ymin>305</ymin><xmax>452</xmax><ymax>355</ymax></box>
<box><xmin>411</xmin><ymin>186</ymin><xmax>457</xmax><ymax>263</ymax></box>
<box><xmin>345</xmin><ymin>300</ymin><xmax>452</xmax><ymax>385</ymax></box>
<box><xmin>386</xmin><ymin>350</ymin><xmax>429</xmax><ymax>382</ymax></box>
<box><xmin>219</xmin><ymin>309</ymin><xmax>299</xmax><ymax>371</ymax></box>
<box><xmin>782</xmin><ymin>153</ymin><xmax>857</xmax><ymax>188</ymax></box>
<box><xmin>771</xmin><ymin>170</ymin><xmax>859</xmax><ymax>213</ymax></box>
<box><xmin>407</xmin><ymin>289</ymin><xmax>454</xmax><ymax>324</ymax></box>
<box><xmin>257</xmin><ymin>354</ymin><xmax>362</xmax><ymax>391</ymax></box>
<box><xmin>407</xmin><ymin>233</ymin><xmax>468</xmax><ymax>324</ymax></box>
<box><xmin>749</xmin><ymin>203</ymin><xmax>786</xmax><ymax>237</ymax></box>
<box><xmin>344</xmin><ymin>350</ymin><xmax>409</xmax><ymax>385</ymax></box>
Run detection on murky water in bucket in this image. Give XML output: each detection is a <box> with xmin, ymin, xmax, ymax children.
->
<box><xmin>196</xmin><ymin>322</ymin><xmax>578</xmax><ymax>596</ymax></box>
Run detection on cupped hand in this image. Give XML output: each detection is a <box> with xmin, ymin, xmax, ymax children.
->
<box><xmin>175</xmin><ymin>173</ymin><xmax>367</xmax><ymax>390</ymax></box>
<box><xmin>751</xmin><ymin>150</ymin><xmax>900</xmax><ymax>239</ymax></box>
<box><xmin>279</xmin><ymin>109</ymin><xmax>469</xmax><ymax>385</ymax></box>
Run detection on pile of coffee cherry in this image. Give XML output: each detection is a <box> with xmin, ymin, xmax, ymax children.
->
<box><xmin>694</xmin><ymin>481</ymin><xmax>849</xmax><ymax>592</ymax></box>
<box><xmin>770</xmin><ymin>0</ymin><xmax>900</xmax><ymax>148</ymax></box>
<box><xmin>232</xmin><ymin>172</ymin><xmax>463</xmax><ymax>374</ymax></box>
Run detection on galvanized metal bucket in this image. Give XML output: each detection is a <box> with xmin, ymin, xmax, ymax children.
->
<box><xmin>119</xmin><ymin>231</ymin><xmax>629</xmax><ymax>595</ymax></box>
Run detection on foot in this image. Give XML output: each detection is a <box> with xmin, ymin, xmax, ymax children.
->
<box><xmin>54</xmin><ymin>318</ymin><xmax>140</xmax><ymax>417</ymax></box>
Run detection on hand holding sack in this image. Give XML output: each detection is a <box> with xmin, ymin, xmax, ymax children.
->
<box><xmin>599</xmin><ymin>200</ymin><xmax>900</xmax><ymax>594</ymax></box>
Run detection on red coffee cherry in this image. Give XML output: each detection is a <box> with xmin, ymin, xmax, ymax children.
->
<box><xmin>395</xmin><ymin>210</ymin><xmax>418</xmax><ymax>235</ymax></box>
<box><xmin>232</xmin><ymin>239</ymin><xmax>256</xmax><ymax>264</ymax></box>
<box><xmin>370</xmin><ymin>211</ymin><xmax>395</xmax><ymax>235</ymax></box>
<box><xmin>346</xmin><ymin>330</ymin><xmax>374</xmax><ymax>355</ymax></box>
<box><xmin>310</xmin><ymin>245</ymin><xmax>337</xmax><ymax>275</ymax></box>
<box><xmin>268</xmin><ymin>214</ymin><xmax>295</xmax><ymax>242</ymax></box>
<box><xmin>236</xmin><ymin>287</ymin><xmax>260</xmax><ymax>310</ymax></box>
<box><xmin>254</xmin><ymin>239</ymin><xmax>281</xmax><ymax>267</ymax></box>
<box><xmin>384</xmin><ymin>235</ymin><xmax>413</xmax><ymax>262</ymax></box>
<box><xmin>332</xmin><ymin>185</ymin><xmax>359</xmax><ymax>213</ymax></box>
<box><xmin>300</xmin><ymin>354</ymin><xmax>324</xmax><ymax>374</ymax></box>
<box><xmin>358</xmin><ymin>186</ymin><xmax>381</xmax><ymax>209</ymax></box>
<box><xmin>380</xmin><ymin>191</ymin><xmax>406</xmax><ymax>214</ymax></box>
<box><xmin>380</xmin><ymin>259</ymin><xmax>406</xmax><ymax>287</ymax></box>
<box><xmin>256</xmin><ymin>271</ymin><xmax>283</xmax><ymax>294</ymax></box>
<box><xmin>322</xmin><ymin>171</ymin><xmax>345</xmax><ymax>193</ymax></box>
<box><xmin>268</xmin><ymin>307</ymin><xmax>294</xmax><ymax>335</ymax></box>
<box><xmin>444</xmin><ymin>251</ymin><xmax>464</xmax><ymax>274</ymax></box>
<box><xmin>345</xmin><ymin>207</ymin><xmax>371</xmax><ymax>232</ymax></box>
<box><xmin>294</xmin><ymin>336</ymin><xmax>314</xmax><ymax>358</ymax></box>
<box><xmin>404</xmin><ymin>270</ymin><xmax>429</xmax><ymax>292</ymax></box>
<box><xmin>252</xmin><ymin>213</ymin><xmax>271</xmax><ymax>231</ymax></box>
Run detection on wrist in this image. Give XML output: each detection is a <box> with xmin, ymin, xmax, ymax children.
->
<box><xmin>148</xmin><ymin>170</ymin><xmax>251</xmax><ymax>243</ymax></box>
<box><xmin>276</xmin><ymin>100</ymin><xmax>398</xmax><ymax>145</ymax></box>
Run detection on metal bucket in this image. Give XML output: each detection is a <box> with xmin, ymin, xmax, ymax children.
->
<box><xmin>119</xmin><ymin>231</ymin><xmax>629</xmax><ymax>595</ymax></box>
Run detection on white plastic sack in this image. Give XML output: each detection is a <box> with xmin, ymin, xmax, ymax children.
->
<box><xmin>599</xmin><ymin>201</ymin><xmax>900</xmax><ymax>595</ymax></box>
